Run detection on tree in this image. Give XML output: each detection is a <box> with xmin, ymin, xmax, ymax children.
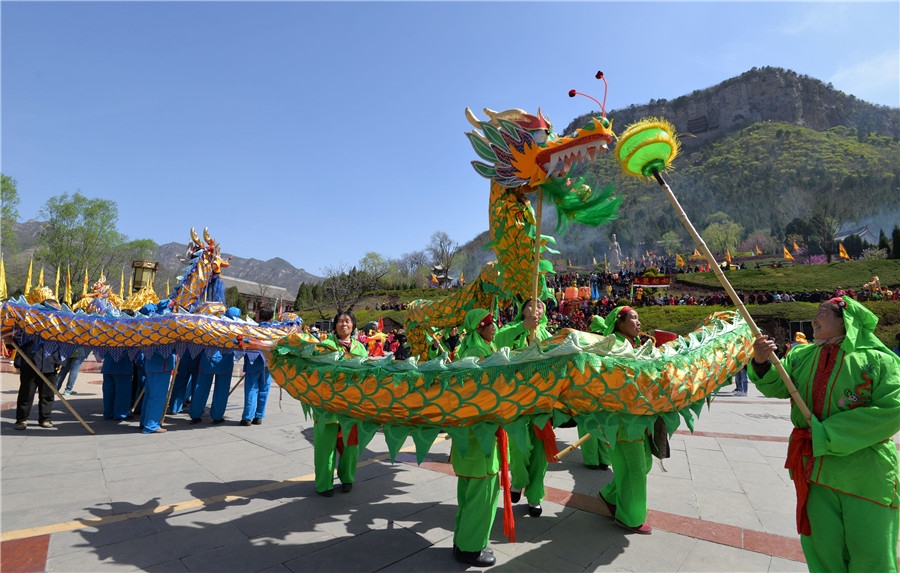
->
<box><xmin>36</xmin><ymin>192</ymin><xmax>155</xmax><ymax>279</ymax></box>
<box><xmin>878</xmin><ymin>229</ymin><xmax>891</xmax><ymax>253</ymax></box>
<box><xmin>891</xmin><ymin>225</ymin><xmax>900</xmax><ymax>259</ymax></box>
<box><xmin>318</xmin><ymin>257</ymin><xmax>386</xmax><ymax>317</ymax></box>
<box><xmin>659</xmin><ymin>231</ymin><xmax>681</xmax><ymax>255</ymax></box>
<box><xmin>1</xmin><ymin>174</ymin><xmax>21</xmax><ymax>255</ymax></box>
<box><xmin>426</xmin><ymin>231</ymin><xmax>459</xmax><ymax>273</ymax></box>
<box><xmin>225</xmin><ymin>286</ymin><xmax>247</xmax><ymax>314</ymax></box>
<box><xmin>784</xmin><ymin>217</ymin><xmax>815</xmax><ymax>251</ymax></box>
<box><xmin>702</xmin><ymin>217</ymin><xmax>744</xmax><ymax>254</ymax></box>
<box><xmin>394</xmin><ymin>250</ymin><xmax>429</xmax><ymax>278</ymax></box>
<box><xmin>809</xmin><ymin>198</ymin><xmax>848</xmax><ymax>263</ymax></box>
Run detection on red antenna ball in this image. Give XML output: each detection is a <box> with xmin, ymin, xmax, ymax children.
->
<box><xmin>568</xmin><ymin>89</ymin><xmax>577</xmax><ymax>97</ymax></box>
<box><xmin>596</xmin><ymin>71</ymin><xmax>604</xmax><ymax>79</ymax></box>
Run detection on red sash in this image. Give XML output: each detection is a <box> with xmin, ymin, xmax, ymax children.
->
<box><xmin>784</xmin><ymin>427</ymin><xmax>814</xmax><ymax>536</ymax></box>
<box><xmin>534</xmin><ymin>421</ymin><xmax>560</xmax><ymax>462</ymax></box>
<box><xmin>336</xmin><ymin>424</ymin><xmax>359</xmax><ymax>455</ymax></box>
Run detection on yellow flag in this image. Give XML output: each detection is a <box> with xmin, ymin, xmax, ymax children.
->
<box><xmin>839</xmin><ymin>243</ymin><xmax>850</xmax><ymax>260</ymax></box>
<box><xmin>120</xmin><ymin>268</ymin><xmax>125</xmax><ymax>299</ymax></box>
<box><xmin>676</xmin><ymin>254</ymin><xmax>685</xmax><ymax>267</ymax></box>
<box><xmin>83</xmin><ymin>268</ymin><xmax>89</xmax><ymax>296</ymax></box>
<box><xmin>55</xmin><ymin>266</ymin><xmax>61</xmax><ymax>299</ymax></box>
<box><xmin>128</xmin><ymin>274</ymin><xmax>133</xmax><ymax>297</ymax></box>
<box><xmin>755</xmin><ymin>245</ymin><xmax>762</xmax><ymax>255</ymax></box>
<box><xmin>593</xmin><ymin>256</ymin><xmax>597</xmax><ymax>266</ymax></box>
<box><xmin>783</xmin><ymin>246</ymin><xmax>795</xmax><ymax>261</ymax></box>
<box><xmin>26</xmin><ymin>259</ymin><xmax>33</xmax><ymax>293</ymax></box>
<box><xmin>65</xmin><ymin>266</ymin><xmax>72</xmax><ymax>306</ymax></box>
<box><xmin>793</xmin><ymin>241</ymin><xmax>800</xmax><ymax>251</ymax></box>
<box><xmin>39</xmin><ymin>266</ymin><xmax>45</xmax><ymax>287</ymax></box>
<box><xmin>725</xmin><ymin>248</ymin><xmax>732</xmax><ymax>263</ymax></box>
<box><xmin>693</xmin><ymin>248</ymin><xmax>701</xmax><ymax>257</ymax></box>
<box><xmin>431</xmin><ymin>273</ymin><xmax>438</xmax><ymax>283</ymax></box>
<box><xmin>0</xmin><ymin>258</ymin><xmax>7</xmax><ymax>300</ymax></box>
<box><xmin>166</xmin><ymin>279</ymin><xmax>170</xmax><ymax>297</ymax></box>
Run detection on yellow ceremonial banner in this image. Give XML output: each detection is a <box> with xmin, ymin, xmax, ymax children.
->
<box><xmin>55</xmin><ymin>266</ymin><xmax>60</xmax><ymax>299</ymax></box>
<box><xmin>593</xmin><ymin>256</ymin><xmax>597</xmax><ymax>266</ymax></box>
<box><xmin>83</xmin><ymin>268</ymin><xmax>89</xmax><ymax>296</ymax></box>
<box><xmin>839</xmin><ymin>243</ymin><xmax>850</xmax><ymax>260</ymax></box>
<box><xmin>725</xmin><ymin>248</ymin><xmax>732</xmax><ymax>263</ymax></box>
<box><xmin>793</xmin><ymin>241</ymin><xmax>800</xmax><ymax>251</ymax></box>
<box><xmin>120</xmin><ymin>268</ymin><xmax>125</xmax><ymax>299</ymax></box>
<box><xmin>166</xmin><ymin>279</ymin><xmax>170</xmax><ymax>297</ymax></box>
<box><xmin>756</xmin><ymin>245</ymin><xmax>762</xmax><ymax>255</ymax></box>
<box><xmin>676</xmin><ymin>254</ymin><xmax>685</xmax><ymax>267</ymax></box>
<box><xmin>25</xmin><ymin>259</ymin><xmax>33</xmax><ymax>293</ymax></box>
<box><xmin>0</xmin><ymin>258</ymin><xmax>7</xmax><ymax>300</ymax></box>
<box><xmin>128</xmin><ymin>274</ymin><xmax>133</xmax><ymax>296</ymax></box>
<box><xmin>39</xmin><ymin>266</ymin><xmax>45</xmax><ymax>287</ymax></box>
<box><xmin>431</xmin><ymin>273</ymin><xmax>438</xmax><ymax>283</ymax></box>
<box><xmin>693</xmin><ymin>248</ymin><xmax>701</xmax><ymax>257</ymax></box>
<box><xmin>65</xmin><ymin>266</ymin><xmax>72</xmax><ymax>306</ymax></box>
<box><xmin>784</xmin><ymin>246</ymin><xmax>795</xmax><ymax>261</ymax></box>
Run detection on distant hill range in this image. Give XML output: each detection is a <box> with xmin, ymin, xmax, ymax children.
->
<box><xmin>9</xmin><ymin>220</ymin><xmax>322</xmax><ymax>291</ymax></box>
<box><xmin>455</xmin><ymin>67</ymin><xmax>900</xmax><ymax>280</ymax></box>
<box><xmin>155</xmin><ymin>241</ymin><xmax>322</xmax><ymax>289</ymax></box>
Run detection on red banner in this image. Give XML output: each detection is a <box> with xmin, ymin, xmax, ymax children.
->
<box><xmin>632</xmin><ymin>275</ymin><xmax>672</xmax><ymax>287</ymax></box>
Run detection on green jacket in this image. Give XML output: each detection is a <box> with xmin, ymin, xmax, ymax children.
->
<box><xmin>315</xmin><ymin>334</ymin><xmax>369</xmax><ymax>425</ymax></box>
<box><xmin>750</xmin><ymin>342</ymin><xmax>900</xmax><ymax>507</ymax></box>
<box><xmin>451</xmin><ymin>310</ymin><xmax>499</xmax><ymax>477</ymax></box>
<box><xmin>494</xmin><ymin>303</ymin><xmax>551</xmax><ymax>351</ymax></box>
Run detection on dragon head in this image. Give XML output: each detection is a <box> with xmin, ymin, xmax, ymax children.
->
<box><xmin>466</xmin><ymin>107</ymin><xmax>615</xmax><ymax>189</ymax></box>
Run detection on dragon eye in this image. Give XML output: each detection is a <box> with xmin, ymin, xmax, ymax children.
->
<box><xmin>531</xmin><ymin>130</ymin><xmax>549</xmax><ymax>144</ymax></box>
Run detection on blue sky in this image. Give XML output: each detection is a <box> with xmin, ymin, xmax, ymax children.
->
<box><xmin>3</xmin><ymin>1</ymin><xmax>898</xmax><ymax>276</ymax></box>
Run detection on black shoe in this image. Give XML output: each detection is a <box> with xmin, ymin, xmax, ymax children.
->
<box><xmin>453</xmin><ymin>546</ymin><xmax>496</xmax><ymax>567</ymax></box>
<box><xmin>528</xmin><ymin>503</ymin><xmax>542</xmax><ymax>517</ymax></box>
<box><xmin>14</xmin><ymin>421</ymin><xmax>26</xmax><ymax>431</ymax></box>
<box><xmin>341</xmin><ymin>482</ymin><xmax>353</xmax><ymax>493</ymax></box>
<box><xmin>599</xmin><ymin>463</ymin><xmax>609</xmax><ymax>471</ymax></box>
<box><xmin>189</xmin><ymin>418</ymin><xmax>202</xmax><ymax>425</ymax></box>
<box><xmin>211</xmin><ymin>419</ymin><xmax>224</xmax><ymax>425</ymax></box>
<box><xmin>183</xmin><ymin>400</ymin><xmax>191</xmax><ymax>406</ymax></box>
<box><xmin>585</xmin><ymin>464</ymin><xmax>601</xmax><ymax>470</ymax></box>
<box><xmin>317</xmin><ymin>489</ymin><xmax>334</xmax><ymax>497</ymax></box>
<box><xmin>240</xmin><ymin>419</ymin><xmax>251</xmax><ymax>426</ymax></box>
<box><xmin>251</xmin><ymin>418</ymin><xmax>262</xmax><ymax>425</ymax></box>
<box><xmin>509</xmin><ymin>488</ymin><xmax>522</xmax><ymax>503</ymax></box>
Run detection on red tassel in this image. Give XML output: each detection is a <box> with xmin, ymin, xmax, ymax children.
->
<box><xmin>785</xmin><ymin>428</ymin><xmax>813</xmax><ymax>536</ymax></box>
<box><xmin>496</xmin><ymin>428</ymin><xmax>516</xmax><ymax>543</ymax></box>
<box><xmin>335</xmin><ymin>425</ymin><xmax>358</xmax><ymax>456</ymax></box>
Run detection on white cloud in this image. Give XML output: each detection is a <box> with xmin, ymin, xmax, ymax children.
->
<box><xmin>830</xmin><ymin>50</ymin><xmax>900</xmax><ymax>107</ymax></box>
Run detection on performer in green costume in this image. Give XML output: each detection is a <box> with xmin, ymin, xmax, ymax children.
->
<box><xmin>494</xmin><ymin>298</ymin><xmax>553</xmax><ymax>517</ymax></box>
<box><xmin>592</xmin><ymin>306</ymin><xmax>654</xmax><ymax>534</ymax></box>
<box><xmin>751</xmin><ymin>297</ymin><xmax>900</xmax><ymax>572</ymax></box>
<box><xmin>314</xmin><ymin>310</ymin><xmax>368</xmax><ymax>497</ymax></box>
<box><xmin>451</xmin><ymin>308</ymin><xmax>499</xmax><ymax>567</ymax></box>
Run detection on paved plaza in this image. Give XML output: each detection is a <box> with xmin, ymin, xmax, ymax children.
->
<box><xmin>1</xmin><ymin>363</ymin><xmax>890</xmax><ymax>572</ymax></box>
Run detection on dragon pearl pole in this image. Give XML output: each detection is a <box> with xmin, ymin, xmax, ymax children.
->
<box><xmin>651</xmin><ymin>169</ymin><xmax>813</xmax><ymax>425</ymax></box>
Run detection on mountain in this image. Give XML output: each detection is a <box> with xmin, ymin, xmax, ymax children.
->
<box><xmin>155</xmin><ymin>242</ymin><xmax>322</xmax><ymax>289</ymax></box>
<box><xmin>455</xmin><ymin>67</ymin><xmax>900</xmax><ymax>280</ymax></box>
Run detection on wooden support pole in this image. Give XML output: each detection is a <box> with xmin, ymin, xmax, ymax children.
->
<box><xmin>529</xmin><ymin>189</ymin><xmax>543</xmax><ymax>345</ymax></box>
<box><xmin>553</xmin><ymin>432</ymin><xmax>592</xmax><ymax>461</ymax></box>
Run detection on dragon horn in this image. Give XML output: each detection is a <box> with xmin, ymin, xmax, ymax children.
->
<box><xmin>190</xmin><ymin>227</ymin><xmax>202</xmax><ymax>247</ymax></box>
<box><xmin>203</xmin><ymin>227</ymin><xmax>213</xmax><ymax>245</ymax></box>
<box><xmin>465</xmin><ymin>107</ymin><xmax>483</xmax><ymax>130</ymax></box>
<box><xmin>484</xmin><ymin>108</ymin><xmax>527</xmax><ymax>125</ymax></box>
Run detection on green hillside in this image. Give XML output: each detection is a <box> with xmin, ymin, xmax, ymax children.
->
<box><xmin>674</xmin><ymin>259</ymin><xmax>900</xmax><ymax>292</ymax></box>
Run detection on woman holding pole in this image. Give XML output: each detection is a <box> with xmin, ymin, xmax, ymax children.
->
<box><xmin>751</xmin><ymin>297</ymin><xmax>899</xmax><ymax>572</ymax></box>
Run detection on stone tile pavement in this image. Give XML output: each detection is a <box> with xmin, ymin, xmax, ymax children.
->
<box><xmin>0</xmin><ymin>367</ymin><xmax>891</xmax><ymax>572</ymax></box>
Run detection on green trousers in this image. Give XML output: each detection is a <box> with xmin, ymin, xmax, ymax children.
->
<box><xmin>313</xmin><ymin>421</ymin><xmax>358</xmax><ymax>493</ymax></box>
<box><xmin>510</xmin><ymin>425</ymin><xmax>547</xmax><ymax>504</ymax></box>
<box><xmin>578</xmin><ymin>426</ymin><xmax>611</xmax><ymax>467</ymax></box>
<box><xmin>802</xmin><ymin>483</ymin><xmax>899</xmax><ymax>573</ymax></box>
<box><xmin>600</xmin><ymin>434</ymin><xmax>652</xmax><ymax>527</ymax></box>
<box><xmin>454</xmin><ymin>474</ymin><xmax>500</xmax><ymax>552</ymax></box>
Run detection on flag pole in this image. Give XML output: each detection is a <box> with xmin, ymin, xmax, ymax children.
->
<box><xmin>529</xmin><ymin>188</ymin><xmax>543</xmax><ymax>345</ymax></box>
